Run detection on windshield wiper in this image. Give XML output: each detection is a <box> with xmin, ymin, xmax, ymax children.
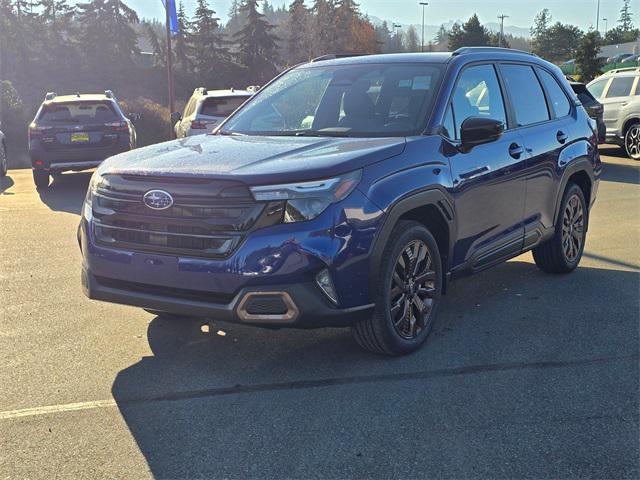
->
<box><xmin>294</xmin><ymin>130</ymin><xmax>352</xmax><ymax>138</ymax></box>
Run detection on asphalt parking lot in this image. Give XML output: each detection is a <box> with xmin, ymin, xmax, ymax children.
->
<box><xmin>0</xmin><ymin>145</ymin><xmax>638</xmax><ymax>479</ymax></box>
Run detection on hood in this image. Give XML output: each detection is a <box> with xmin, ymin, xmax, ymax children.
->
<box><xmin>98</xmin><ymin>134</ymin><xmax>406</xmax><ymax>184</ymax></box>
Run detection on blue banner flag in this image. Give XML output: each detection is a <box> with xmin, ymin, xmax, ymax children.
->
<box><xmin>161</xmin><ymin>0</ymin><xmax>179</xmax><ymax>35</ymax></box>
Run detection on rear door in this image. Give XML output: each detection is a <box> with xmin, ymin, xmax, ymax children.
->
<box><xmin>601</xmin><ymin>76</ymin><xmax>636</xmax><ymax>133</ymax></box>
<box><xmin>445</xmin><ymin>63</ymin><xmax>527</xmax><ymax>272</ymax></box>
<box><xmin>498</xmin><ymin>63</ymin><xmax>573</xmax><ymax>244</ymax></box>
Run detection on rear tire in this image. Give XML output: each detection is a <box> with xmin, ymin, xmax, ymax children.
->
<box><xmin>351</xmin><ymin>220</ymin><xmax>443</xmax><ymax>356</ymax></box>
<box><xmin>0</xmin><ymin>144</ymin><xmax>7</xmax><ymax>177</ymax></box>
<box><xmin>624</xmin><ymin>122</ymin><xmax>640</xmax><ymax>160</ymax></box>
<box><xmin>533</xmin><ymin>183</ymin><xmax>587</xmax><ymax>273</ymax></box>
<box><xmin>33</xmin><ymin>170</ymin><xmax>49</xmax><ymax>189</ymax></box>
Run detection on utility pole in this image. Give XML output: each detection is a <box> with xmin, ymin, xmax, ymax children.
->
<box><xmin>165</xmin><ymin>0</ymin><xmax>175</xmax><ymax>139</ymax></box>
<box><xmin>497</xmin><ymin>14</ymin><xmax>509</xmax><ymax>48</ymax></box>
<box><xmin>394</xmin><ymin>23</ymin><xmax>402</xmax><ymax>52</ymax></box>
<box><xmin>596</xmin><ymin>0</ymin><xmax>600</xmax><ymax>33</ymax></box>
<box><xmin>420</xmin><ymin>2</ymin><xmax>428</xmax><ymax>53</ymax></box>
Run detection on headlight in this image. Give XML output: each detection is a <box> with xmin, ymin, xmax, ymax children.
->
<box><xmin>250</xmin><ymin>170</ymin><xmax>361</xmax><ymax>222</ymax></box>
<box><xmin>83</xmin><ymin>171</ymin><xmax>102</xmax><ymax>221</ymax></box>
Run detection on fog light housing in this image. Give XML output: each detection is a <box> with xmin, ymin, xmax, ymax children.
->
<box><xmin>316</xmin><ymin>268</ymin><xmax>338</xmax><ymax>305</ymax></box>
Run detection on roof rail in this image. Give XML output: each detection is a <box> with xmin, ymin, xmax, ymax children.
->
<box><xmin>44</xmin><ymin>92</ymin><xmax>57</xmax><ymax>101</ymax></box>
<box><xmin>246</xmin><ymin>85</ymin><xmax>261</xmax><ymax>93</ymax></box>
<box><xmin>195</xmin><ymin>87</ymin><xmax>207</xmax><ymax>95</ymax></box>
<box><xmin>104</xmin><ymin>90</ymin><xmax>115</xmax><ymax>99</ymax></box>
<box><xmin>310</xmin><ymin>53</ymin><xmax>365</xmax><ymax>63</ymax></box>
<box><xmin>452</xmin><ymin>46</ymin><xmax>536</xmax><ymax>57</ymax></box>
<box><xmin>604</xmin><ymin>66</ymin><xmax>640</xmax><ymax>74</ymax></box>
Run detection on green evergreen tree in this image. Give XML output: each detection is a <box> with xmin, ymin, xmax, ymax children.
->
<box><xmin>287</xmin><ymin>0</ymin><xmax>310</xmax><ymax>64</ymax></box>
<box><xmin>618</xmin><ymin>0</ymin><xmax>634</xmax><ymax>31</ymax></box>
<box><xmin>575</xmin><ymin>30</ymin><xmax>603</xmax><ymax>81</ymax></box>
<box><xmin>448</xmin><ymin>14</ymin><xmax>491</xmax><ymax>50</ymax></box>
<box><xmin>310</xmin><ymin>0</ymin><xmax>336</xmax><ymax>56</ymax></box>
<box><xmin>189</xmin><ymin>0</ymin><xmax>233</xmax><ymax>87</ymax></box>
<box><xmin>234</xmin><ymin>0</ymin><xmax>280</xmax><ymax>83</ymax></box>
<box><xmin>530</xmin><ymin>9</ymin><xmax>553</xmax><ymax>57</ymax></box>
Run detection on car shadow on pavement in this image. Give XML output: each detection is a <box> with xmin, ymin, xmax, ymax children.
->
<box><xmin>600</xmin><ymin>160</ymin><xmax>640</xmax><ymax>186</ymax></box>
<box><xmin>111</xmin><ymin>260</ymin><xmax>639</xmax><ymax>479</ymax></box>
<box><xmin>37</xmin><ymin>172</ymin><xmax>92</xmax><ymax>215</ymax></box>
<box><xmin>0</xmin><ymin>175</ymin><xmax>14</xmax><ymax>194</ymax></box>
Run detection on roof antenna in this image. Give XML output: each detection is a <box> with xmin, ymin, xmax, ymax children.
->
<box><xmin>76</xmin><ymin>92</ymin><xmax>81</xmax><ymax>97</ymax></box>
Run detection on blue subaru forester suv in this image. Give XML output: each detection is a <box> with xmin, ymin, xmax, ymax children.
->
<box><xmin>79</xmin><ymin>48</ymin><xmax>601</xmax><ymax>355</ymax></box>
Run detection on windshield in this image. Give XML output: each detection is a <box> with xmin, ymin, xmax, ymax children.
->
<box><xmin>200</xmin><ymin>96</ymin><xmax>250</xmax><ymax>117</ymax></box>
<box><xmin>38</xmin><ymin>101</ymin><xmax>119</xmax><ymax>123</ymax></box>
<box><xmin>221</xmin><ymin>63</ymin><xmax>444</xmax><ymax>137</ymax></box>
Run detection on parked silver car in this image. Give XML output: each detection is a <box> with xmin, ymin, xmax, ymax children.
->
<box><xmin>173</xmin><ymin>88</ymin><xmax>253</xmax><ymax>138</ymax></box>
<box><xmin>587</xmin><ymin>67</ymin><xmax>640</xmax><ymax>159</ymax></box>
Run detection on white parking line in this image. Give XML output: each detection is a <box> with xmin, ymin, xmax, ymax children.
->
<box><xmin>0</xmin><ymin>399</ymin><xmax>117</xmax><ymax>420</ymax></box>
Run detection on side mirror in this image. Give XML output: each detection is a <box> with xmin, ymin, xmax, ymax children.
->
<box><xmin>460</xmin><ymin>117</ymin><xmax>504</xmax><ymax>151</ymax></box>
<box><xmin>170</xmin><ymin>112</ymin><xmax>182</xmax><ymax>124</ymax></box>
<box><xmin>129</xmin><ymin>112</ymin><xmax>141</xmax><ymax>122</ymax></box>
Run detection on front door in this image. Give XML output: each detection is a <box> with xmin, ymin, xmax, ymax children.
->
<box><xmin>443</xmin><ymin>63</ymin><xmax>527</xmax><ymax>273</ymax></box>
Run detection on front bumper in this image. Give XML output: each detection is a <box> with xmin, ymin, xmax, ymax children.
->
<box><xmin>82</xmin><ymin>267</ymin><xmax>373</xmax><ymax>328</ymax></box>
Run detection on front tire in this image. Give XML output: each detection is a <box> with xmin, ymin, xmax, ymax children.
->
<box><xmin>352</xmin><ymin>221</ymin><xmax>442</xmax><ymax>355</ymax></box>
<box><xmin>33</xmin><ymin>170</ymin><xmax>49</xmax><ymax>189</ymax></box>
<box><xmin>624</xmin><ymin>122</ymin><xmax>640</xmax><ymax>160</ymax></box>
<box><xmin>533</xmin><ymin>183</ymin><xmax>587</xmax><ymax>273</ymax></box>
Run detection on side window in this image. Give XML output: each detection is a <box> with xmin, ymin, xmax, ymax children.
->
<box><xmin>500</xmin><ymin>64</ymin><xmax>550</xmax><ymax>126</ymax></box>
<box><xmin>450</xmin><ymin>64</ymin><xmax>506</xmax><ymax>139</ymax></box>
<box><xmin>538</xmin><ymin>69</ymin><xmax>571</xmax><ymax>118</ymax></box>
<box><xmin>606</xmin><ymin>77</ymin><xmax>635</xmax><ymax>98</ymax></box>
<box><xmin>587</xmin><ymin>79</ymin><xmax>608</xmax><ymax>99</ymax></box>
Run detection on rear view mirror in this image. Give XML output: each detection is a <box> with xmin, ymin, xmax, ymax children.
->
<box><xmin>460</xmin><ymin>117</ymin><xmax>504</xmax><ymax>151</ymax></box>
<box><xmin>170</xmin><ymin>112</ymin><xmax>182</xmax><ymax>124</ymax></box>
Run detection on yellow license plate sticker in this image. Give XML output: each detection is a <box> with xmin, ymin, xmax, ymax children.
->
<box><xmin>71</xmin><ymin>132</ymin><xmax>90</xmax><ymax>143</ymax></box>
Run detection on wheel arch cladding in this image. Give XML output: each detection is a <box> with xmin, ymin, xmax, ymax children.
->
<box><xmin>623</xmin><ymin>117</ymin><xmax>639</xmax><ymax>135</ymax></box>
<box><xmin>369</xmin><ymin>190</ymin><xmax>455</xmax><ymax>297</ymax></box>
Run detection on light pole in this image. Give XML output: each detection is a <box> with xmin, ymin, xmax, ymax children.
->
<box><xmin>602</xmin><ymin>17</ymin><xmax>608</xmax><ymax>37</ymax></box>
<box><xmin>596</xmin><ymin>0</ymin><xmax>600</xmax><ymax>33</ymax></box>
<box><xmin>497</xmin><ymin>14</ymin><xmax>509</xmax><ymax>48</ymax></box>
<box><xmin>420</xmin><ymin>2</ymin><xmax>428</xmax><ymax>53</ymax></box>
<box><xmin>393</xmin><ymin>23</ymin><xmax>402</xmax><ymax>52</ymax></box>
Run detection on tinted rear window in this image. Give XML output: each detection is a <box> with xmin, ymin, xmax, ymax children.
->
<box><xmin>500</xmin><ymin>64</ymin><xmax>550</xmax><ymax>126</ymax></box>
<box><xmin>38</xmin><ymin>101</ymin><xmax>118</xmax><ymax>123</ymax></box>
<box><xmin>200</xmin><ymin>96</ymin><xmax>250</xmax><ymax>117</ymax></box>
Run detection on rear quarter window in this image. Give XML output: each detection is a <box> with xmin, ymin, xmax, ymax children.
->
<box><xmin>537</xmin><ymin>69</ymin><xmax>571</xmax><ymax>118</ymax></box>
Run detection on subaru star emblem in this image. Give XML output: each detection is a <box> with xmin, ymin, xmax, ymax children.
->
<box><xmin>143</xmin><ymin>190</ymin><xmax>173</xmax><ymax>210</ymax></box>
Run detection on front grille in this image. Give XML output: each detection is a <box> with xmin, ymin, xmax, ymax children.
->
<box><xmin>92</xmin><ymin>174</ymin><xmax>282</xmax><ymax>258</ymax></box>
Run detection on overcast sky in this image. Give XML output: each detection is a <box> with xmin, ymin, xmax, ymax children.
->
<box><xmin>120</xmin><ymin>0</ymin><xmax>629</xmax><ymax>32</ymax></box>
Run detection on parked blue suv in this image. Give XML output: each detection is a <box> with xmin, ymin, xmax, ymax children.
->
<box><xmin>79</xmin><ymin>48</ymin><xmax>601</xmax><ymax>355</ymax></box>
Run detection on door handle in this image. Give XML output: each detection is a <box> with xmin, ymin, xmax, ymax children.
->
<box><xmin>459</xmin><ymin>165</ymin><xmax>490</xmax><ymax>180</ymax></box>
<box><xmin>556</xmin><ymin>130</ymin><xmax>568</xmax><ymax>144</ymax></box>
<box><xmin>509</xmin><ymin>143</ymin><xmax>524</xmax><ymax>159</ymax></box>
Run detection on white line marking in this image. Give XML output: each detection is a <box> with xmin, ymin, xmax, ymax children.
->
<box><xmin>0</xmin><ymin>399</ymin><xmax>117</xmax><ymax>420</ymax></box>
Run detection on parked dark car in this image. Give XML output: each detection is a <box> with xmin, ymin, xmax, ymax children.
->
<box><xmin>568</xmin><ymin>80</ymin><xmax>606</xmax><ymax>143</ymax></box>
<box><xmin>0</xmin><ymin>128</ymin><xmax>7</xmax><ymax>177</ymax></box>
<box><xmin>29</xmin><ymin>91</ymin><xmax>137</xmax><ymax>189</ymax></box>
<box><xmin>79</xmin><ymin>48</ymin><xmax>601</xmax><ymax>355</ymax></box>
